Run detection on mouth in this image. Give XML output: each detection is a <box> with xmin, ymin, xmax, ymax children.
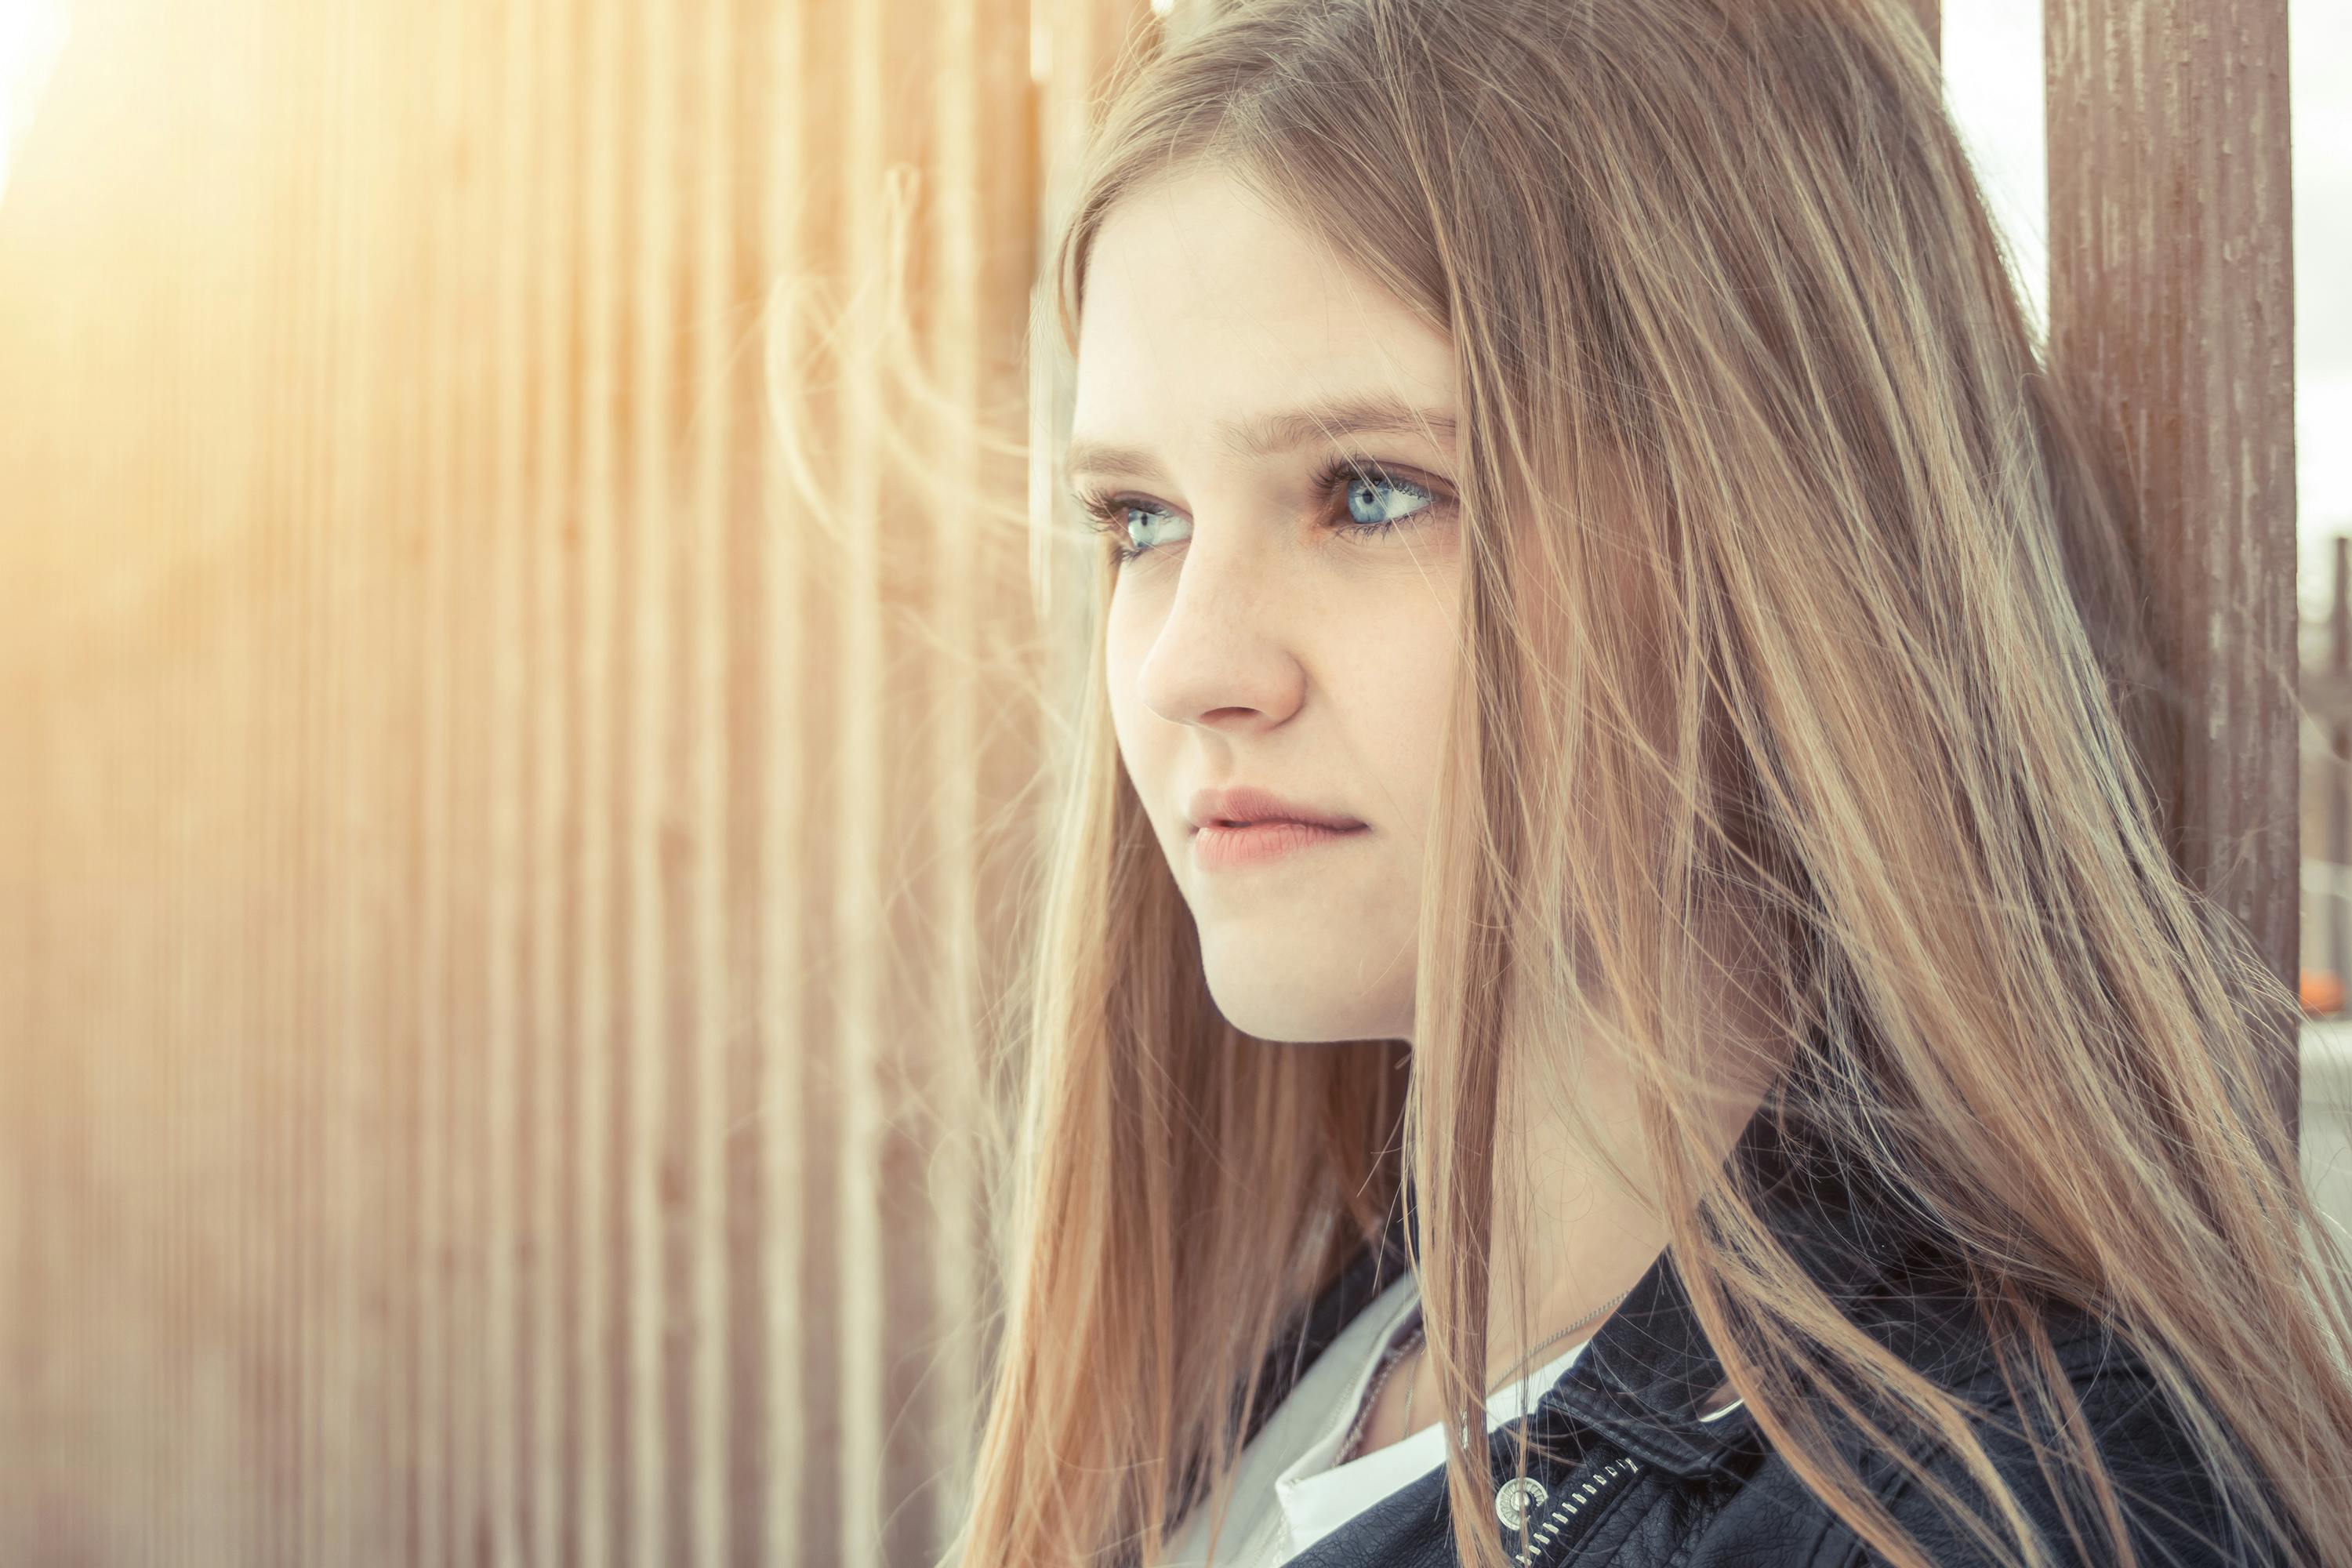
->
<box><xmin>1190</xmin><ymin>818</ymin><xmax>1368</xmax><ymax>871</ymax></box>
<box><xmin>1185</xmin><ymin>785</ymin><xmax>1366</xmax><ymax>837</ymax></box>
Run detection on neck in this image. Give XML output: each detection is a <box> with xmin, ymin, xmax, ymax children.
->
<box><xmin>1476</xmin><ymin>1042</ymin><xmax>1677</xmax><ymax>1382</ymax></box>
<box><xmin>1477</xmin><ymin>915</ymin><xmax>1785</xmax><ymax>1380</ymax></box>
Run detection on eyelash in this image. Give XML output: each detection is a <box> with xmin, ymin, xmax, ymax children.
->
<box><xmin>1071</xmin><ymin>455</ymin><xmax>1450</xmax><ymax>565</ymax></box>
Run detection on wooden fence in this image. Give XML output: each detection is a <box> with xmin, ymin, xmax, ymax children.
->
<box><xmin>0</xmin><ymin>1</ymin><xmax>2298</xmax><ymax>1565</ymax></box>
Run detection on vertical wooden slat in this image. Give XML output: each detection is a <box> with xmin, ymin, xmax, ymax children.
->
<box><xmin>687</xmin><ymin>2</ymin><xmax>737</xmax><ymax>1566</ymax></box>
<box><xmin>2045</xmin><ymin>0</ymin><xmax>2299</xmax><ymax>1132</ymax></box>
<box><xmin>573</xmin><ymin>0</ymin><xmax>622</xmax><ymax>1559</ymax></box>
<box><xmin>2329</xmin><ymin>541</ymin><xmax>2350</xmax><ymax>989</ymax></box>
<box><xmin>928</xmin><ymin>6</ymin><xmax>989</xmax><ymax>1532</ymax></box>
<box><xmin>455</xmin><ymin>0</ymin><xmax>494</xmax><ymax>1551</ymax></box>
<box><xmin>281</xmin><ymin>3</ymin><xmax>325</xmax><ymax>1558</ymax></box>
<box><xmin>761</xmin><ymin>5</ymin><xmax>811</xmax><ymax>1562</ymax></box>
<box><xmin>630</xmin><ymin>0</ymin><xmax>677</xmax><ymax>1559</ymax></box>
<box><xmin>715</xmin><ymin>0</ymin><xmax>781</xmax><ymax>1555</ymax></box>
<box><xmin>877</xmin><ymin>2</ymin><xmax>947</xmax><ymax>1562</ymax></box>
<box><xmin>488</xmin><ymin>0</ymin><xmax>535</xmax><ymax>1559</ymax></box>
<box><xmin>321</xmin><ymin>0</ymin><xmax>383</xmax><ymax>1555</ymax></box>
<box><xmin>787</xmin><ymin>0</ymin><xmax>847</xmax><ymax>1555</ymax></box>
<box><xmin>361</xmin><ymin>18</ymin><xmax>405</xmax><ymax>1532</ymax></box>
<box><xmin>528</xmin><ymin>1</ymin><xmax>583</xmax><ymax>1565</ymax></box>
<box><xmin>388</xmin><ymin>2</ymin><xmax>432</xmax><ymax>1554</ymax></box>
<box><xmin>417</xmin><ymin>0</ymin><xmax>457</xmax><ymax>1553</ymax></box>
<box><xmin>839</xmin><ymin>1</ymin><xmax>887</xmax><ymax>1560</ymax></box>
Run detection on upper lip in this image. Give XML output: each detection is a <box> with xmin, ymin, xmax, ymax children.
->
<box><xmin>1185</xmin><ymin>786</ymin><xmax>1367</xmax><ymax>833</ymax></box>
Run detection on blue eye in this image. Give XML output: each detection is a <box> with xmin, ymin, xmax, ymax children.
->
<box><xmin>1331</xmin><ymin>462</ymin><xmax>1436</xmax><ymax>528</ymax></box>
<box><xmin>1072</xmin><ymin>456</ymin><xmax>1448</xmax><ymax>565</ymax></box>
<box><xmin>1082</xmin><ymin>496</ymin><xmax>1188</xmax><ymax>559</ymax></box>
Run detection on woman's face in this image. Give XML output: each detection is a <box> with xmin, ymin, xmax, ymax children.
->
<box><xmin>1069</xmin><ymin>166</ymin><xmax>1463</xmax><ymax>1044</ymax></box>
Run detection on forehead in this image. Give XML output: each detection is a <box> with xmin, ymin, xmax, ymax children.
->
<box><xmin>1068</xmin><ymin>168</ymin><xmax>1455</xmax><ymax>477</ymax></box>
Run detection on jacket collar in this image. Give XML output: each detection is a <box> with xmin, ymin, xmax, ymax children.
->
<box><xmin>1536</xmin><ymin>1105</ymin><xmax>1936</xmax><ymax>1478</ymax></box>
<box><xmin>1255</xmin><ymin>1102</ymin><xmax>1964</xmax><ymax>1479</ymax></box>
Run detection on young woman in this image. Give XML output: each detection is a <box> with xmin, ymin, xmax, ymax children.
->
<box><xmin>949</xmin><ymin>0</ymin><xmax>2352</xmax><ymax>1563</ymax></box>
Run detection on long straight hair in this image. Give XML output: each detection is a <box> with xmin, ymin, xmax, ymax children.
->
<box><xmin>947</xmin><ymin>2</ymin><xmax>2352</xmax><ymax>1564</ymax></box>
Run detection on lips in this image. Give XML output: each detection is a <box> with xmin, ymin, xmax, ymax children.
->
<box><xmin>1185</xmin><ymin>783</ymin><xmax>1367</xmax><ymax>834</ymax></box>
<box><xmin>1190</xmin><ymin>818</ymin><xmax>1367</xmax><ymax>871</ymax></box>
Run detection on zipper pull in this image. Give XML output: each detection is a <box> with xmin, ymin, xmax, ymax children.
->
<box><xmin>1496</xmin><ymin>1475</ymin><xmax>1549</xmax><ymax>1530</ymax></box>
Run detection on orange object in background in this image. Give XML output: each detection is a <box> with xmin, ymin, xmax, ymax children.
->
<box><xmin>2304</xmin><ymin>970</ymin><xmax>2346</xmax><ymax>1017</ymax></box>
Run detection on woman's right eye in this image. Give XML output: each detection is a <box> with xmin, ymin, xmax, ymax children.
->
<box><xmin>1073</xmin><ymin>492</ymin><xmax>1189</xmax><ymax>563</ymax></box>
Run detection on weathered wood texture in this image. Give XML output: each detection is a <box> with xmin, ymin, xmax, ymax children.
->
<box><xmin>2045</xmin><ymin>0</ymin><xmax>2300</xmax><ymax>1132</ymax></box>
<box><xmin>2328</xmin><ymin>540</ymin><xmax>2350</xmax><ymax>988</ymax></box>
<box><xmin>0</xmin><ymin>1</ymin><xmax>1149</xmax><ymax>1564</ymax></box>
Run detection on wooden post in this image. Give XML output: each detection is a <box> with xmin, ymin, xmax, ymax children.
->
<box><xmin>2044</xmin><ymin>0</ymin><xmax>2299</xmax><ymax>1134</ymax></box>
<box><xmin>2332</xmin><ymin>539</ymin><xmax>2350</xmax><ymax>1001</ymax></box>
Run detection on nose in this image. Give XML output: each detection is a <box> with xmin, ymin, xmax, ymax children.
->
<box><xmin>1131</xmin><ymin>521</ymin><xmax>1308</xmax><ymax>733</ymax></box>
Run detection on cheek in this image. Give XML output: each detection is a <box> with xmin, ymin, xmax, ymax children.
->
<box><xmin>1103</xmin><ymin>619</ymin><xmax>1166</xmax><ymax>806</ymax></box>
<box><xmin>1102</xmin><ymin>586</ymin><xmax>1153</xmax><ymax>693</ymax></box>
<box><xmin>1105</xmin><ymin>670</ymin><xmax>1142</xmax><ymax>779</ymax></box>
<box><xmin>1385</xmin><ymin>674</ymin><xmax>1456</xmax><ymax>816</ymax></box>
<box><xmin>1356</xmin><ymin>623</ymin><xmax>1460</xmax><ymax>831</ymax></box>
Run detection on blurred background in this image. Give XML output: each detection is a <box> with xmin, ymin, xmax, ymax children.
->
<box><xmin>0</xmin><ymin>2</ymin><xmax>2343</xmax><ymax>1566</ymax></box>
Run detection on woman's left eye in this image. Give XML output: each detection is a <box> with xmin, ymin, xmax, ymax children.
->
<box><xmin>1323</xmin><ymin>459</ymin><xmax>1439</xmax><ymax>531</ymax></box>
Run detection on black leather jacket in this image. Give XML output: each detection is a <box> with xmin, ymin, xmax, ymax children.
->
<box><xmin>1221</xmin><ymin>1112</ymin><xmax>2283</xmax><ymax>1567</ymax></box>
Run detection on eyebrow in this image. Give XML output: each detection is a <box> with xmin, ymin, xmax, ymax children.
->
<box><xmin>1061</xmin><ymin>394</ymin><xmax>1458</xmax><ymax>490</ymax></box>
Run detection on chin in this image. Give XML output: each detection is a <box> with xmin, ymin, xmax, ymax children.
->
<box><xmin>1203</xmin><ymin>968</ymin><xmax>1407</xmax><ymax>1045</ymax></box>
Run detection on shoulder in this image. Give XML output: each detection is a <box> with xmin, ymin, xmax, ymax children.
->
<box><xmin>1838</xmin><ymin>1318</ymin><xmax>2285</xmax><ymax>1567</ymax></box>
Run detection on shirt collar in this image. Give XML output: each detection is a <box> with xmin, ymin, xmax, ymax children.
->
<box><xmin>1250</xmin><ymin>1102</ymin><xmax>1958</xmax><ymax>1481</ymax></box>
<box><xmin>1537</xmin><ymin>1105</ymin><xmax>1941</xmax><ymax>1478</ymax></box>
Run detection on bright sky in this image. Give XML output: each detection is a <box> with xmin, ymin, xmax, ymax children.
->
<box><xmin>1941</xmin><ymin>0</ymin><xmax>2352</xmax><ymax>618</ymax></box>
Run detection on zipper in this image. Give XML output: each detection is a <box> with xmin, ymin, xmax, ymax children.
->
<box><xmin>1501</xmin><ymin>1452</ymin><xmax>1642</xmax><ymax>1567</ymax></box>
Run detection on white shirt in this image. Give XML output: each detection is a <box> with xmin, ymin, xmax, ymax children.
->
<box><xmin>1160</xmin><ymin>1273</ymin><xmax>1596</xmax><ymax>1567</ymax></box>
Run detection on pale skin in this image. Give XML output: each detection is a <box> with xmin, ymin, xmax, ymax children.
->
<box><xmin>1071</xmin><ymin>165</ymin><xmax>1762</xmax><ymax>1458</ymax></box>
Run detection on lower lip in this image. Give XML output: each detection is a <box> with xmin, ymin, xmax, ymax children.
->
<box><xmin>1191</xmin><ymin>820</ymin><xmax>1367</xmax><ymax>870</ymax></box>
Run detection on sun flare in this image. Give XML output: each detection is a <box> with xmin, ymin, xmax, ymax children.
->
<box><xmin>0</xmin><ymin>0</ymin><xmax>71</xmax><ymax>211</ymax></box>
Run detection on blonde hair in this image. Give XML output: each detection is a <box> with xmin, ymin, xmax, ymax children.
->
<box><xmin>949</xmin><ymin>1</ymin><xmax>2352</xmax><ymax>1564</ymax></box>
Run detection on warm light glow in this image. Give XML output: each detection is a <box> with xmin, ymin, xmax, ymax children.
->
<box><xmin>1029</xmin><ymin>13</ymin><xmax>1050</xmax><ymax>85</ymax></box>
<box><xmin>0</xmin><ymin>0</ymin><xmax>71</xmax><ymax>212</ymax></box>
